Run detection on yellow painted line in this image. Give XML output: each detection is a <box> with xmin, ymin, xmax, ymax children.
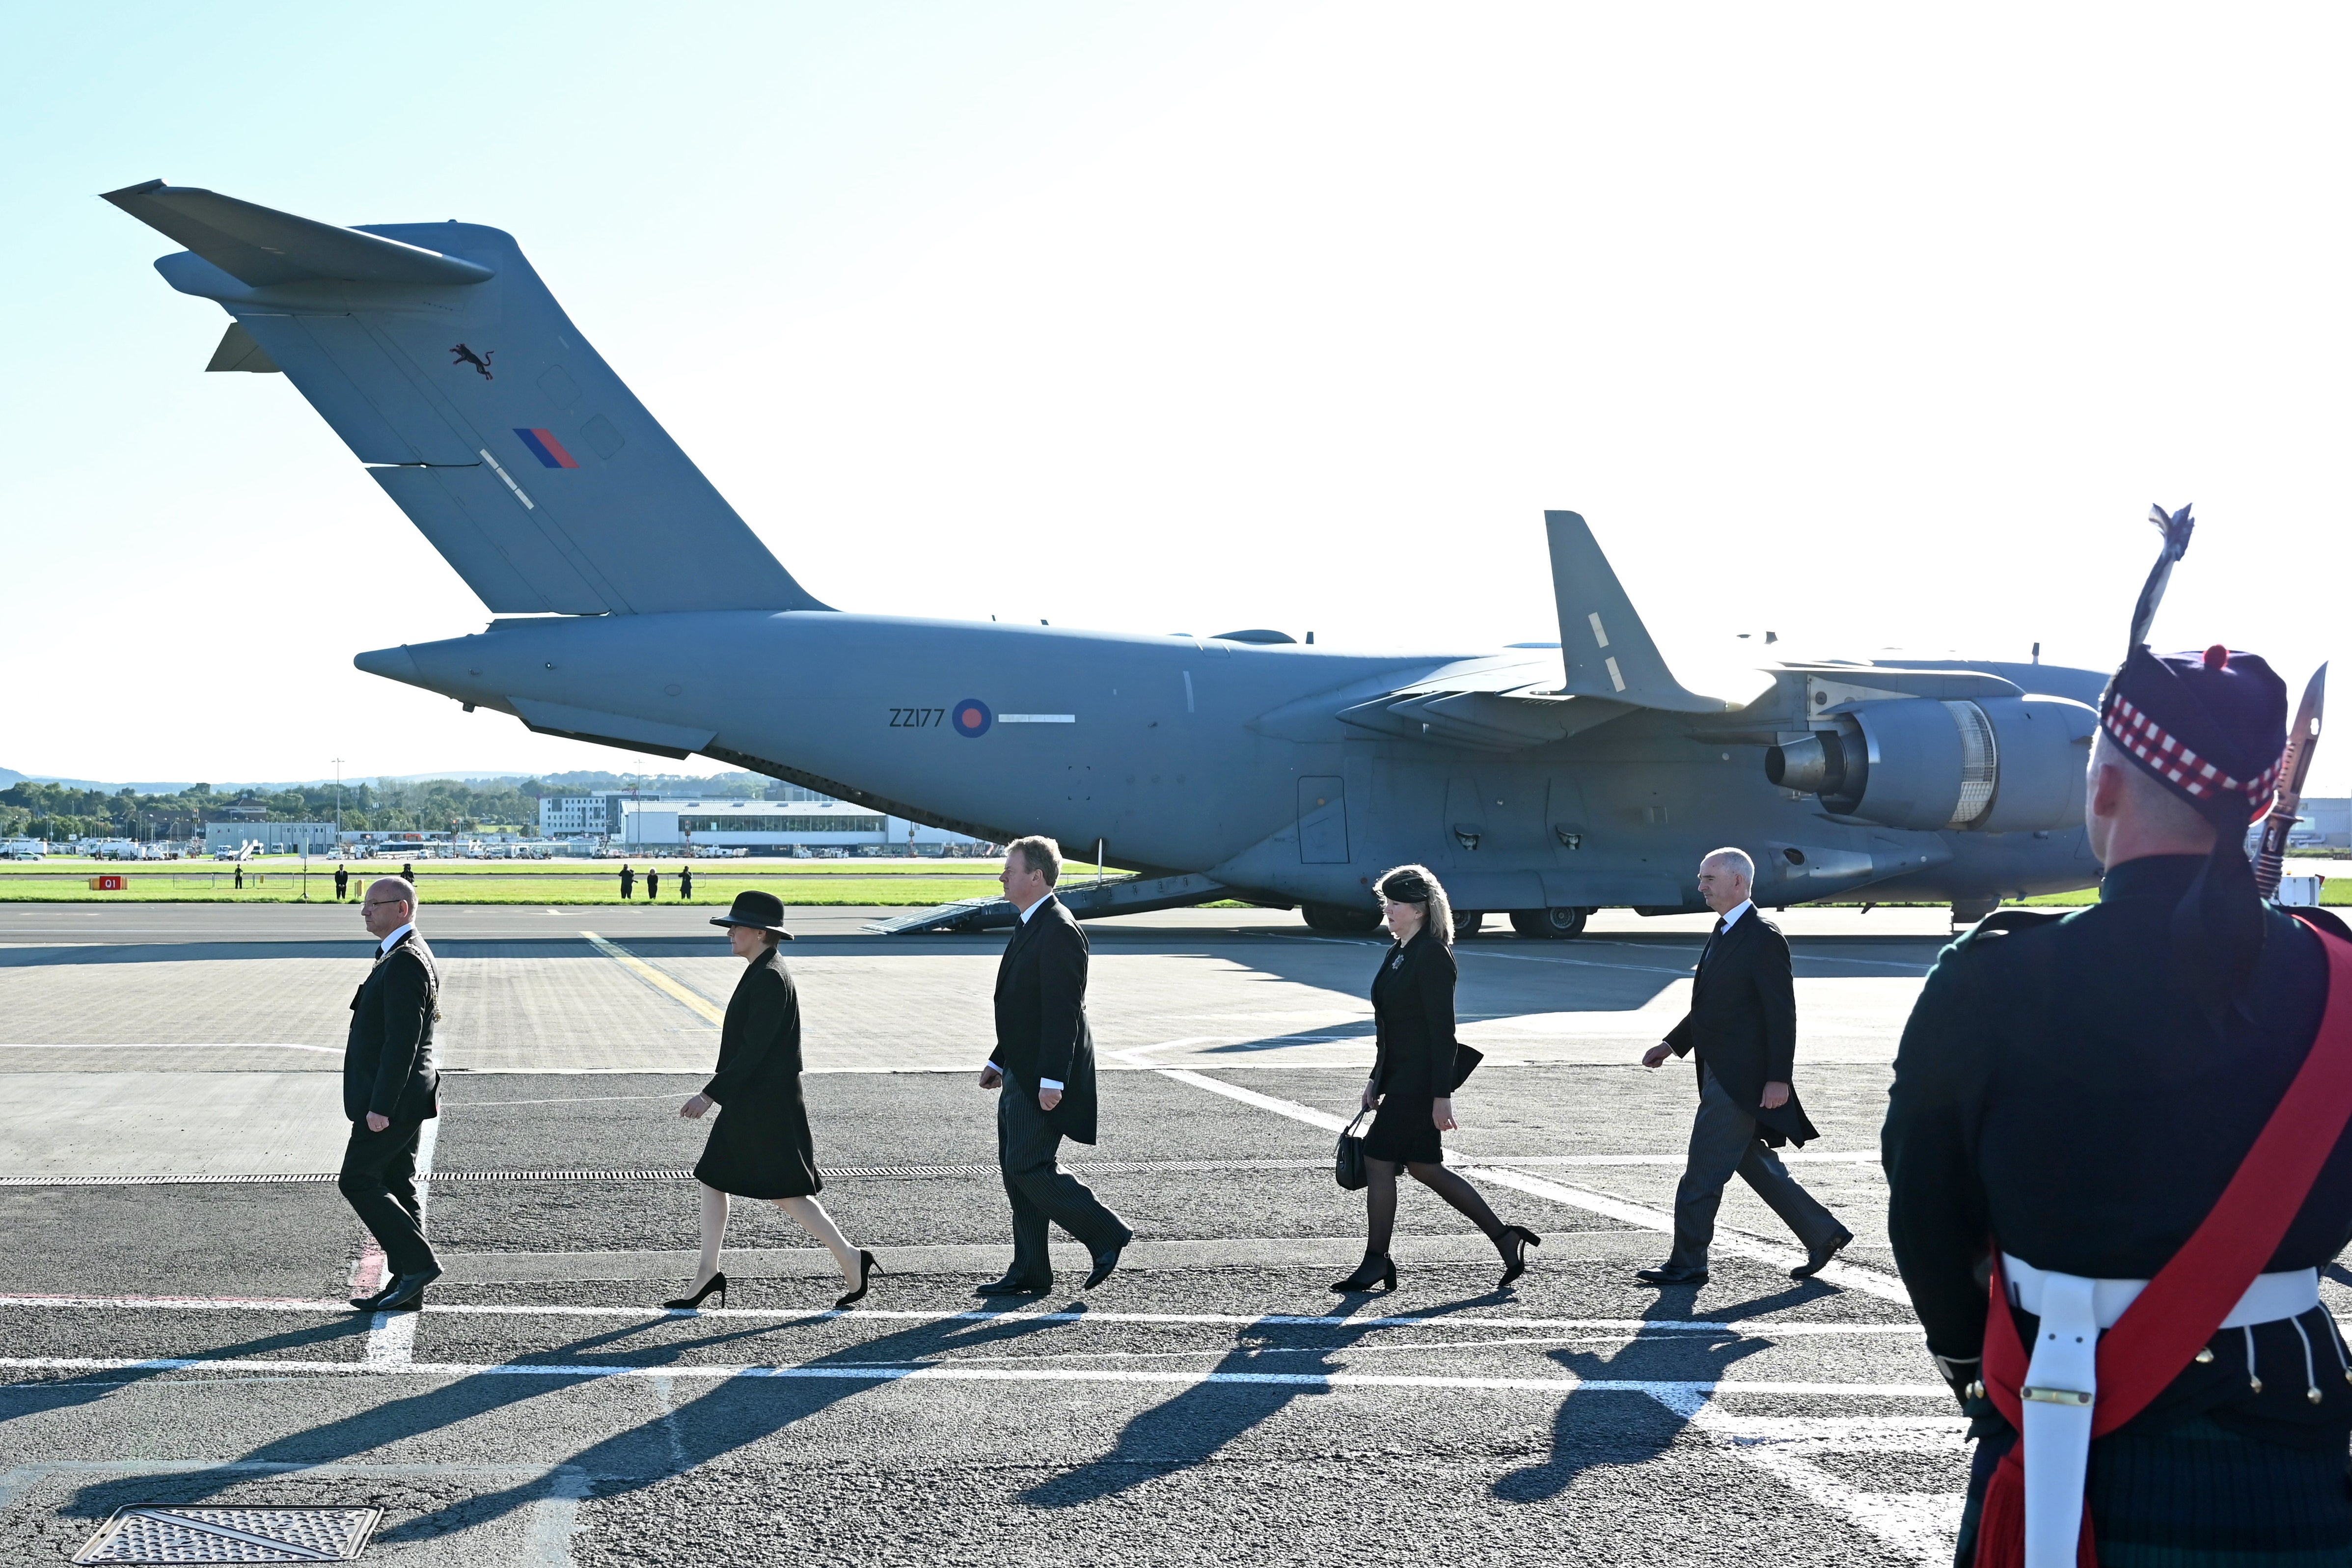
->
<box><xmin>579</xmin><ymin>931</ymin><xmax>722</xmax><ymax>1024</ymax></box>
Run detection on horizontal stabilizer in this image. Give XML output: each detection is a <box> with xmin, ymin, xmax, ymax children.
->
<box><xmin>205</xmin><ymin>322</ymin><xmax>279</xmax><ymax>373</ymax></box>
<box><xmin>102</xmin><ymin>180</ymin><xmax>494</xmax><ymax>288</ymax></box>
<box><xmin>1547</xmin><ymin>510</ymin><xmax>1735</xmax><ymax>713</ymax></box>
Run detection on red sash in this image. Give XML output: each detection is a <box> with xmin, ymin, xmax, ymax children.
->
<box><xmin>1973</xmin><ymin>917</ymin><xmax>2352</xmax><ymax>1566</ymax></box>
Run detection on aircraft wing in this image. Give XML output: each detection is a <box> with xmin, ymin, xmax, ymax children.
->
<box><xmin>1301</xmin><ymin>511</ymin><xmax>1757</xmax><ymax>750</ymax></box>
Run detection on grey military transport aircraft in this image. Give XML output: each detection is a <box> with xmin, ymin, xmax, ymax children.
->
<box><xmin>109</xmin><ymin>180</ymin><xmax>2106</xmax><ymax>934</ymax></box>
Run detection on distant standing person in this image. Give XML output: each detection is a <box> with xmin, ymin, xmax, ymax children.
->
<box><xmin>620</xmin><ymin>863</ymin><xmax>634</xmax><ymax>900</ymax></box>
<box><xmin>344</xmin><ymin>876</ymin><xmax>442</xmax><ymax>1313</ymax></box>
<box><xmin>975</xmin><ymin>836</ymin><xmax>1131</xmax><ymax>1295</ymax></box>
<box><xmin>668</xmin><ymin>891</ymin><xmax>879</xmax><ymax>1311</ymax></box>
<box><xmin>1335</xmin><ymin>864</ymin><xmax>1539</xmax><ymax>1293</ymax></box>
<box><xmin>648</xmin><ymin>868</ymin><xmax>660</xmax><ymax>901</ymax></box>
<box><xmin>680</xmin><ymin>864</ymin><xmax>694</xmax><ymax>900</ymax></box>
<box><xmin>233</xmin><ymin>864</ymin><xmax>244</xmax><ymax>890</ymax></box>
<box><xmin>334</xmin><ymin>865</ymin><xmax>349</xmax><ymax>902</ymax></box>
<box><xmin>1638</xmin><ymin>847</ymin><xmax>1850</xmax><ymax>1286</ymax></box>
<box><xmin>402</xmin><ymin>861</ymin><xmax>412</xmax><ymax>882</ymax></box>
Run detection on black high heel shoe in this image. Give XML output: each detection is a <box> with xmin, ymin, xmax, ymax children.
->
<box><xmin>1330</xmin><ymin>1254</ymin><xmax>1398</xmax><ymax>1293</ymax></box>
<box><xmin>663</xmin><ymin>1272</ymin><xmax>727</xmax><ymax>1311</ymax></box>
<box><xmin>836</xmin><ymin>1250</ymin><xmax>883</xmax><ymax>1310</ymax></box>
<box><xmin>1495</xmin><ymin>1225</ymin><xmax>1542</xmax><ymax>1288</ymax></box>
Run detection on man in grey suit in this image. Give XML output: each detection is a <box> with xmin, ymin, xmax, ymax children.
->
<box><xmin>1637</xmin><ymin>847</ymin><xmax>1851</xmax><ymax>1286</ymax></box>
<box><xmin>975</xmin><ymin>836</ymin><xmax>1132</xmax><ymax>1295</ymax></box>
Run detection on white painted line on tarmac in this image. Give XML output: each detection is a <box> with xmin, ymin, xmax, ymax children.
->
<box><xmin>0</xmin><ymin>1042</ymin><xmax>342</xmax><ymax>1054</ymax></box>
<box><xmin>0</xmin><ymin>1352</ymin><xmax>1952</xmax><ymax>1398</ymax></box>
<box><xmin>581</xmin><ymin>931</ymin><xmax>724</xmax><ymax>1024</ymax></box>
<box><xmin>1664</xmin><ymin>1387</ymin><xmax>1964</xmax><ymax>1565</ymax></box>
<box><xmin>1154</xmin><ymin>1066</ymin><xmax>1914</xmax><ymax>1304</ymax></box>
<box><xmin>360</xmin><ymin>1117</ymin><xmax>438</xmax><ymax>1370</ymax></box>
<box><xmin>0</xmin><ymin>1293</ymin><xmax>1930</xmax><ymax>1335</ymax></box>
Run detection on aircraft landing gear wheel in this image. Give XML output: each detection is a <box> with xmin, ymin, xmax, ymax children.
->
<box><xmin>1303</xmin><ymin>901</ymin><xmax>1383</xmax><ymax>933</ymax></box>
<box><xmin>1452</xmin><ymin>910</ymin><xmax>1485</xmax><ymax>941</ymax></box>
<box><xmin>1508</xmin><ymin>906</ymin><xmax>1589</xmax><ymax>939</ymax></box>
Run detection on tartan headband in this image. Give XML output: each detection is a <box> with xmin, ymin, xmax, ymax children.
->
<box><xmin>2101</xmin><ymin>687</ymin><xmax>2280</xmax><ymax>822</ymax></box>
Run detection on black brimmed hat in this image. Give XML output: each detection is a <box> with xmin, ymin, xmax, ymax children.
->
<box><xmin>711</xmin><ymin>889</ymin><xmax>793</xmax><ymax>938</ymax></box>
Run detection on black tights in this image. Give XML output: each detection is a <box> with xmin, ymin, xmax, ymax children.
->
<box><xmin>1363</xmin><ymin>1157</ymin><xmax>1505</xmax><ymax>1257</ymax></box>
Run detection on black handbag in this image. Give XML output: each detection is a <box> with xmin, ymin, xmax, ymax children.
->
<box><xmin>1334</xmin><ymin>1107</ymin><xmax>1374</xmax><ymax>1191</ymax></box>
<box><xmin>1449</xmin><ymin>1043</ymin><xmax>1484</xmax><ymax>1092</ymax></box>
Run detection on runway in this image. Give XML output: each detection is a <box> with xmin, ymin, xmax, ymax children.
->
<box><xmin>0</xmin><ymin>899</ymin><xmax>2125</xmax><ymax>1564</ymax></box>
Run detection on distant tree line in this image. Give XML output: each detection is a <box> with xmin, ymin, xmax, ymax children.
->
<box><xmin>0</xmin><ymin>770</ymin><xmax>781</xmax><ymax>842</ymax></box>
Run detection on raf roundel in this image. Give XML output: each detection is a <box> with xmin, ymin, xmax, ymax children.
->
<box><xmin>951</xmin><ymin>699</ymin><xmax>992</xmax><ymax>738</ymax></box>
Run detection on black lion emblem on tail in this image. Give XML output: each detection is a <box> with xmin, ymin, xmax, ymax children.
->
<box><xmin>450</xmin><ymin>344</ymin><xmax>494</xmax><ymax>380</ymax></box>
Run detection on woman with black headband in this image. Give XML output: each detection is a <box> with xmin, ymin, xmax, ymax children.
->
<box><xmin>1333</xmin><ymin>864</ymin><xmax>1540</xmax><ymax>1293</ymax></box>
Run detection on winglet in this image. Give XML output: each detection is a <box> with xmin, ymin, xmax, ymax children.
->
<box><xmin>1546</xmin><ymin>510</ymin><xmax>1728</xmax><ymax>713</ymax></box>
<box><xmin>102</xmin><ymin>180</ymin><xmax>493</xmax><ymax>288</ymax></box>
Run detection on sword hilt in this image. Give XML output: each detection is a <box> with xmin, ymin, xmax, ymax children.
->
<box><xmin>2254</xmin><ymin>818</ymin><xmax>2295</xmax><ymax>900</ymax></box>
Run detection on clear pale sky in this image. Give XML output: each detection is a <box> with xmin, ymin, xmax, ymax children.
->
<box><xmin>5</xmin><ymin>4</ymin><xmax>2347</xmax><ymax>789</ymax></box>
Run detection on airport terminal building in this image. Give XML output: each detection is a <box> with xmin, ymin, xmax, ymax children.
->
<box><xmin>202</xmin><ymin>821</ymin><xmax>338</xmax><ymax>856</ymax></box>
<box><xmin>539</xmin><ymin>793</ymin><xmax>986</xmax><ymax>853</ymax></box>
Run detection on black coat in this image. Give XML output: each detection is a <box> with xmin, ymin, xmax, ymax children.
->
<box><xmin>344</xmin><ymin>929</ymin><xmax>440</xmax><ymax>1125</ymax></box>
<box><xmin>1663</xmin><ymin>908</ymin><xmax>1817</xmax><ymax>1147</ymax></box>
<box><xmin>1369</xmin><ymin>930</ymin><xmax>1461</xmax><ymax>1101</ymax></box>
<box><xmin>1884</xmin><ymin>855</ymin><xmax>2352</xmax><ymax>1444</ymax></box>
<box><xmin>992</xmin><ymin>895</ymin><xmax>1100</xmax><ymax>1144</ymax></box>
<box><xmin>693</xmin><ymin>945</ymin><xmax>821</xmax><ymax>1198</ymax></box>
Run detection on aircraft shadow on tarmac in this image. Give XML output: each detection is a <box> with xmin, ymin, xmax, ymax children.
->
<box><xmin>0</xmin><ymin>939</ymin><xmax>624</xmax><ymax>969</ymax></box>
<box><xmin>52</xmin><ymin>1304</ymin><xmax>1084</xmax><ymax>1543</ymax></box>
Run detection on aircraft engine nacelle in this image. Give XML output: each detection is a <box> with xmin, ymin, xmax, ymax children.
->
<box><xmin>1765</xmin><ymin>695</ymin><xmax>2097</xmax><ymax>832</ymax></box>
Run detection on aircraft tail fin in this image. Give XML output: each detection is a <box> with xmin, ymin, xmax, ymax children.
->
<box><xmin>1545</xmin><ymin>510</ymin><xmax>1726</xmax><ymax>713</ymax></box>
<box><xmin>109</xmin><ymin>181</ymin><xmax>828</xmax><ymax>616</ymax></box>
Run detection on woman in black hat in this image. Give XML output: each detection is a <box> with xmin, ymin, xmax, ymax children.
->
<box><xmin>1333</xmin><ymin>863</ymin><xmax>1540</xmax><ymax>1293</ymax></box>
<box><xmin>666</xmin><ymin>889</ymin><xmax>880</xmax><ymax>1311</ymax></box>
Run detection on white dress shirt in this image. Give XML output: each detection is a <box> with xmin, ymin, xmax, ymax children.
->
<box><xmin>988</xmin><ymin>897</ymin><xmax>1064</xmax><ymax>1091</ymax></box>
<box><xmin>377</xmin><ymin>922</ymin><xmax>414</xmax><ymax>957</ymax></box>
<box><xmin>1717</xmin><ymin>899</ymin><xmax>1752</xmax><ymax>931</ymax></box>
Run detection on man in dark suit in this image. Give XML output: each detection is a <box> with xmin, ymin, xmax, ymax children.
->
<box><xmin>975</xmin><ymin>836</ymin><xmax>1132</xmax><ymax>1295</ymax></box>
<box><xmin>1637</xmin><ymin>847</ymin><xmax>1850</xmax><ymax>1286</ymax></box>
<box><xmin>345</xmin><ymin>876</ymin><xmax>443</xmax><ymax>1312</ymax></box>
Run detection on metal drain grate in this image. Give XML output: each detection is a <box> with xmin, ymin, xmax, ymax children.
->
<box><xmin>76</xmin><ymin>1504</ymin><xmax>381</xmax><ymax>1563</ymax></box>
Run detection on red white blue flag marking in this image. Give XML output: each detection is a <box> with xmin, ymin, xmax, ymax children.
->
<box><xmin>514</xmin><ymin>428</ymin><xmax>579</xmax><ymax>469</ymax></box>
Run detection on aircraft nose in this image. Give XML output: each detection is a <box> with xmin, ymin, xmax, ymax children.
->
<box><xmin>353</xmin><ymin>643</ymin><xmax>422</xmax><ymax>685</ymax></box>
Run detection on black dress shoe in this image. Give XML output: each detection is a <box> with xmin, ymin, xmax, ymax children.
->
<box><xmin>1635</xmin><ymin>1266</ymin><xmax>1708</xmax><ymax>1287</ymax></box>
<box><xmin>1330</xmin><ymin>1254</ymin><xmax>1398</xmax><ymax>1293</ymax></box>
<box><xmin>975</xmin><ymin>1274</ymin><xmax>1050</xmax><ymax>1297</ymax></box>
<box><xmin>1791</xmin><ymin>1227</ymin><xmax>1855</xmax><ymax>1281</ymax></box>
<box><xmin>1083</xmin><ymin>1246</ymin><xmax>1122</xmax><ymax>1290</ymax></box>
<box><xmin>359</xmin><ymin>1265</ymin><xmax>443</xmax><ymax>1313</ymax></box>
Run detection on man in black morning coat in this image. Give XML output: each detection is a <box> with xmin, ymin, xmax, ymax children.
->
<box><xmin>344</xmin><ymin>875</ymin><xmax>443</xmax><ymax>1312</ymax></box>
<box><xmin>975</xmin><ymin>836</ymin><xmax>1132</xmax><ymax>1295</ymax></box>
<box><xmin>1638</xmin><ymin>846</ymin><xmax>1851</xmax><ymax>1286</ymax></box>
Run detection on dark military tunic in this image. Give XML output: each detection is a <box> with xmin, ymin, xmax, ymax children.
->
<box><xmin>1885</xmin><ymin>855</ymin><xmax>2352</xmax><ymax>1562</ymax></box>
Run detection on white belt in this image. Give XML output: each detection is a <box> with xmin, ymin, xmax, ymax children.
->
<box><xmin>2002</xmin><ymin>1251</ymin><xmax>2322</xmax><ymax>1568</ymax></box>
